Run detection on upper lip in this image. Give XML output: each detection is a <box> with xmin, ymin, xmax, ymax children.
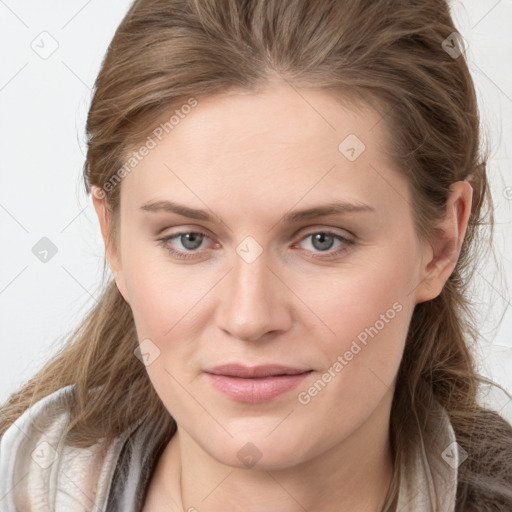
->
<box><xmin>205</xmin><ymin>364</ymin><xmax>312</xmax><ymax>378</ymax></box>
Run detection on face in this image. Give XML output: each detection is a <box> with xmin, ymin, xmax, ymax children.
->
<box><xmin>94</xmin><ymin>82</ymin><xmax>439</xmax><ymax>470</ymax></box>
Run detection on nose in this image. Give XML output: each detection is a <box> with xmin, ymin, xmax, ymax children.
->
<box><xmin>214</xmin><ymin>251</ymin><xmax>293</xmax><ymax>342</ymax></box>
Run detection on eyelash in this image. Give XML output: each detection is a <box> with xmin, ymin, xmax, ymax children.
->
<box><xmin>157</xmin><ymin>230</ymin><xmax>354</xmax><ymax>261</ymax></box>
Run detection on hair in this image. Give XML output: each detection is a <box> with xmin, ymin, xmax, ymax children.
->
<box><xmin>1</xmin><ymin>0</ymin><xmax>511</xmax><ymax>509</ymax></box>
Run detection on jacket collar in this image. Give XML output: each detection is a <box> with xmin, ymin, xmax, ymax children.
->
<box><xmin>0</xmin><ymin>384</ymin><xmax>458</xmax><ymax>511</ymax></box>
<box><xmin>396</xmin><ymin>391</ymin><xmax>459</xmax><ymax>511</ymax></box>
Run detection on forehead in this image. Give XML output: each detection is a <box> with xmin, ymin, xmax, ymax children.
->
<box><xmin>152</xmin><ymin>84</ymin><xmax>388</xmax><ymax>161</ymax></box>
<box><xmin>119</xmin><ymin>83</ymin><xmax>408</xmax><ymax>219</ymax></box>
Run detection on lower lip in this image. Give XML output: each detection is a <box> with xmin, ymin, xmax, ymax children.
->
<box><xmin>205</xmin><ymin>372</ymin><xmax>312</xmax><ymax>403</ymax></box>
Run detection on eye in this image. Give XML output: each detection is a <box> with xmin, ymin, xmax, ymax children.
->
<box><xmin>157</xmin><ymin>229</ymin><xmax>353</xmax><ymax>261</ymax></box>
<box><xmin>157</xmin><ymin>231</ymin><xmax>214</xmax><ymax>260</ymax></box>
<box><xmin>296</xmin><ymin>231</ymin><xmax>353</xmax><ymax>258</ymax></box>
<box><xmin>173</xmin><ymin>232</ymin><xmax>205</xmax><ymax>250</ymax></box>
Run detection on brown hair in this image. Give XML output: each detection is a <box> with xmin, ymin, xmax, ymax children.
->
<box><xmin>2</xmin><ymin>1</ymin><xmax>511</xmax><ymax>509</ymax></box>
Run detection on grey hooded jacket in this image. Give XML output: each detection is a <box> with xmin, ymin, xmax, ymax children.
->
<box><xmin>0</xmin><ymin>384</ymin><xmax>459</xmax><ymax>511</ymax></box>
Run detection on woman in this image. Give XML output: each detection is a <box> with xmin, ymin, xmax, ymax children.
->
<box><xmin>1</xmin><ymin>0</ymin><xmax>511</xmax><ymax>510</ymax></box>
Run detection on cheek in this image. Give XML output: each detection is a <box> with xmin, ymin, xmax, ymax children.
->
<box><xmin>297</xmin><ymin>244</ymin><xmax>417</xmax><ymax>338</ymax></box>
<box><xmin>121</xmin><ymin>252</ymin><xmax>208</xmax><ymax>413</ymax></box>
<box><xmin>121</xmin><ymin>240</ymin><xmax>206</xmax><ymax>338</ymax></box>
<box><xmin>292</xmin><ymin>241</ymin><xmax>419</xmax><ymax>392</ymax></box>
<box><xmin>125</xmin><ymin>267</ymin><xmax>173</xmax><ymax>337</ymax></box>
<box><xmin>291</xmin><ymin>273</ymin><xmax>412</xmax><ymax>443</ymax></box>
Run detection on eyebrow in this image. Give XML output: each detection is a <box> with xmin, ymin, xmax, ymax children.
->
<box><xmin>140</xmin><ymin>199</ymin><xmax>375</xmax><ymax>223</ymax></box>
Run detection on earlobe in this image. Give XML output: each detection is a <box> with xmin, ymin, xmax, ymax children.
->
<box><xmin>414</xmin><ymin>180</ymin><xmax>473</xmax><ymax>304</ymax></box>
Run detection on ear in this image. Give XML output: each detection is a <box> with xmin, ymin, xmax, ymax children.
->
<box><xmin>91</xmin><ymin>186</ymin><xmax>130</xmax><ymax>304</ymax></box>
<box><xmin>414</xmin><ymin>180</ymin><xmax>473</xmax><ymax>304</ymax></box>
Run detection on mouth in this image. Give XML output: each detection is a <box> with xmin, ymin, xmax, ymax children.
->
<box><xmin>204</xmin><ymin>363</ymin><xmax>312</xmax><ymax>378</ymax></box>
<box><xmin>204</xmin><ymin>364</ymin><xmax>313</xmax><ymax>403</ymax></box>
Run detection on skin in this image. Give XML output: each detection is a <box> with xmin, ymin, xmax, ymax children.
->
<box><xmin>92</xmin><ymin>81</ymin><xmax>472</xmax><ymax>511</ymax></box>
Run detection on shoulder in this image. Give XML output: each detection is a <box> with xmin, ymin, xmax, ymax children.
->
<box><xmin>0</xmin><ymin>385</ymin><xmax>134</xmax><ymax>512</ymax></box>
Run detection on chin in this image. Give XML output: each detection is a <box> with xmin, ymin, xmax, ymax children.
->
<box><xmin>203</xmin><ymin>433</ymin><xmax>314</xmax><ymax>471</ymax></box>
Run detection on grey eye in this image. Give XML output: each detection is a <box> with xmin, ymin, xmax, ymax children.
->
<box><xmin>178</xmin><ymin>233</ymin><xmax>204</xmax><ymax>250</ymax></box>
<box><xmin>309</xmin><ymin>233</ymin><xmax>336</xmax><ymax>251</ymax></box>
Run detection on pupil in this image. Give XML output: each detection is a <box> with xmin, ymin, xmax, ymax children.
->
<box><xmin>313</xmin><ymin>233</ymin><xmax>334</xmax><ymax>251</ymax></box>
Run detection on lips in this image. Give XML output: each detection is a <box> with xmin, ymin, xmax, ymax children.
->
<box><xmin>204</xmin><ymin>364</ymin><xmax>313</xmax><ymax>403</ymax></box>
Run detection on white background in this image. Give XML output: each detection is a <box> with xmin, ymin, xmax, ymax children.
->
<box><xmin>1</xmin><ymin>1</ymin><xmax>511</xmax><ymax>419</ymax></box>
